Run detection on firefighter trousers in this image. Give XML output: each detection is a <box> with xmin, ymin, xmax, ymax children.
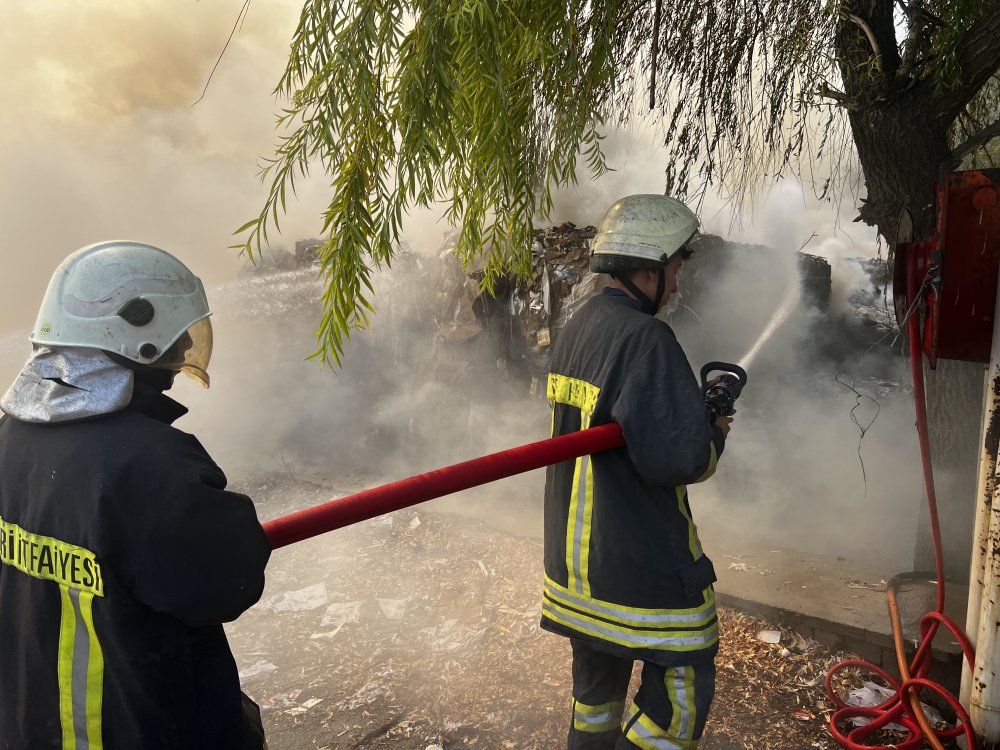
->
<box><xmin>567</xmin><ymin>639</ymin><xmax>716</xmax><ymax>750</ymax></box>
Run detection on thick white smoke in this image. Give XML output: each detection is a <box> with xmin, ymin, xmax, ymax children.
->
<box><xmin>0</xmin><ymin>0</ymin><xmax>330</xmax><ymax>333</ymax></box>
<box><xmin>3</xmin><ymin>1</ymin><xmax>918</xmax><ymax>571</ymax></box>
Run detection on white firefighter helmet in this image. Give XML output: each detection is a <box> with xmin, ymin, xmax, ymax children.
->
<box><xmin>589</xmin><ymin>194</ymin><xmax>700</xmax><ymax>274</ymax></box>
<box><xmin>29</xmin><ymin>241</ymin><xmax>213</xmax><ymax>387</ymax></box>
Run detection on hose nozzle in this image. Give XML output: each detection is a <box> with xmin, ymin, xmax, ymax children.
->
<box><xmin>700</xmin><ymin>361</ymin><xmax>748</xmax><ymax>422</ymax></box>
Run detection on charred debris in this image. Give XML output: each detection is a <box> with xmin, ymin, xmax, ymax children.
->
<box><xmin>247</xmin><ymin>224</ymin><xmax>897</xmax><ymax>393</ymax></box>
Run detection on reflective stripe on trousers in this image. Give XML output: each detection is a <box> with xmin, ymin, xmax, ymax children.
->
<box><xmin>622</xmin><ymin>702</ymin><xmax>691</xmax><ymax>750</ymax></box>
<box><xmin>621</xmin><ymin>661</ymin><xmax>715</xmax><ymax>750</ymax></box>
<box><xmin>568</xmin><ymin>639</ymin><xmax>631</xmax><ymax>750</ymax></box>
<box><xmin>574</xmin><ymin>698</ymin><xmax>627</xmax><ymax>733</ymax></box>
<box><xmin>567</xmin><ymin>638</ymin><xmax>715</xmax><ymax>750</ymax></box>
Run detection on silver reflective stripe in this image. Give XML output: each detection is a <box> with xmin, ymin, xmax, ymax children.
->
<box><xmin>625</xmin><ymin>705</ymin><xmax>685</xmax><ymax>750</ymax></box>
<box><xmin>572</xmin><ymin>454</ymin><xmax>589</xmax><ymax>595</ymax></box>
<box><xmin>68</xmin><ymin>588</ymin><xmax>91</xmax><ymax>750</ymax></box>
<box><xmin>62</xmin><ymin>277</ymin><xmax>195</xmax><ymax>317</ymax></box>
<box><xmin>544</xmin><ymin>579</ymin><xmax>714</xmax><ymax>626</ymax></box>
<box><xmin>58</xmin><ymin>585</ymin><xmax>104</xmax><ymax>750</ymax></box>
<box><xmin>542</xmin><ymin>599</ymin><xmax>718</xmax><ymax>648</ymax></box>
<box><xmin>577</xmin><ymin>712</ymin><xmax>616</xmax><ymax>728</ymax></box>
<box><xmin>574</xmin><ymin>700</ymin><xmax>624</xmax><ymax>730</ymax></box>
<box><xmin>670</xmin><ymin>667</ymin><xmax>691</xmax><ymax>739</ymax></box>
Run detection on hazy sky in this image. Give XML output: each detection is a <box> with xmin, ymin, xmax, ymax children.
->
<box><xmin>0</xmin><ymin>0</ymin><xmax>324</xmax><ymax>334</ymax></box>
<box><xmin>0</xmin><ymin>1</ymin><xmax>879</xmax><ymax>336</ymax></box>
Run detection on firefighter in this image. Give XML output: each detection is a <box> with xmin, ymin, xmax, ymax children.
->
<box><xmin>0</xmin><ymin>241</ymin><xmax>271</xmax><ymax>749</ymax></box>
<box><xmin>541</xmin><ymin>195</ymin><xmax>732</xmax><ymax>749</ymax></box>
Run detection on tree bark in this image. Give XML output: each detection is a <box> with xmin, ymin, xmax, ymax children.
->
<box><xmin>835</xmin><ymin>0</ymin><xmax>948</xmax><ymax>238</ymax></box>
<box><xmin>845</xmin><ymin>101</ymin><xmax>950</xmax><ymax>239</ymax></box>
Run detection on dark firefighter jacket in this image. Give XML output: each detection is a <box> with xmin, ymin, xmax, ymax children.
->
<box><xmin>541</xmin><ymin>290</ymin><xmax>726</xmax><ymax>666</ymax></box>
<box><xmin>0</xmin><ymin>380</ymin><xmax>271</xmax><ymax>750</ymax></box>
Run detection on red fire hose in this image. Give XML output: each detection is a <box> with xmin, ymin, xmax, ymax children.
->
<box><xmin>263</xmin><ymin>422</ymin><xmax>625</xmax><ymax>549</ymax></box>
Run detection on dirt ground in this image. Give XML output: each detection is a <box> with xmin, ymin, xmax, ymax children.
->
<box><xmin>225</xmin><ymin>472</ymin><xmax>900</xmax><ymax>750</ymax></box>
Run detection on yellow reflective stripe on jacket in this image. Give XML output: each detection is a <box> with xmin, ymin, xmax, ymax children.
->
<box><xmin>574</xmin><ymin>698</ymin><xmax>625</xmax><ymax>733</ymax></box>
<box><xmin>541</xmin><ymin>602</ymin><xmax>718</xmax><ymax>651</ymax></box>
<box><xmin>547</xmin><ymin>373</ymin><xmax>600</xmax><ymax>415</ymax></box>
<box><xmin>566</xmin><ymin>412</ymin><xmax>594</xmax><ymax>597</ymax></box>
<box><xmin>549</xmin><ymin>374</ymin><xmax>601</xmax><ymax>600</ymax></box>
<box><xmin>694</xmin><ymin>443</ymin><xmax>718</xmax><ymax>483</ymax></box>
<box><xmin>542</xmin><ymin>600</ymin><xmax>718</xmax><ymax>652</ymax></box>
<box><xmin>579</xmin><ymin>450</ymin><xmax>594</xmax><ymax>596</ymax></box>
<box><xmin>80</xmin><ymin>589</ymin><xmax>105</xmax><ymax>749</ymax></box>
<box><xmin>544</xmin><ymin>576</ymin><xmax>716</xmax><ymax>627</ymax></box>
<box><xmin>1</xmin><ymin>516</ymin><xmax>105</xmax><ymax>750</ymax></box>
<box><xmin>58</xmin><ymin>586</ymin><xmax>76</xmax><ymax>750</ymax></box>
<box><xmin>0</xmin><ymin>516</ymin><xmax>103</xmax><ymax>596</ymax></box>
<box><xmin>623</xmin><ymin>703</ymin><xmax>697</xmax><ymax>750</ymax></box>
<box><xmin>56</xmin><ymin>585</ymin><xmax>105</xmax><ymax>750</ymax></box>
<box><xmin>674</xmin><ymin>488</ymin><xmax>703</xmax><ymax>559</ymax></box>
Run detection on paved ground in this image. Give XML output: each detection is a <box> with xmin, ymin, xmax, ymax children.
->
<box><xmin>710</xmin><ymin>533</ymin><xmax>967</xmax><ymax>686</ymax></box>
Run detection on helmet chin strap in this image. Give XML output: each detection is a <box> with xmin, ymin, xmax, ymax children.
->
<box><xmin>617</xmin><ymin>268</ymin><xmax>666</xmax><ymax>315</ymax></box>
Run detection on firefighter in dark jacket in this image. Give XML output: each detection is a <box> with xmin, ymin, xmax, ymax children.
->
<box><xmin>542</xmin><ymin>195</ymin><xmax>733</xmax><ymax>749</ymax></box>
<box><xmin>0</xmin><ymin>241</ymin><xmax>272</xmax><ymax>750</ymax></box>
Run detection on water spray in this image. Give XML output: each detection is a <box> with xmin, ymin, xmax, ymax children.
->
<box><xmin>695</xmin><ymin>269</ymin><xmax>796</xmax><ymax>421</ymax></box>
<box><xmin>737</xmin><ymin>279</ymin><xmax>799</xmax><ymax>371</ymax></box>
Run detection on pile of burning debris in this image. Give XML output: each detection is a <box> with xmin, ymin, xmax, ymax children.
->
<box><xmin>243</xmin><ymin>223</ymin><xmax>901</xmax><ymax>397</ymax></box>
<box><xmin>431</xmin><ymin>223</ymin><xmax>603</xmax><ymax>388</ymax></box>
<box><xmin>429</xmin><ymin>223</ymin><xmax>849</xmax><ymax>390</ymax></box>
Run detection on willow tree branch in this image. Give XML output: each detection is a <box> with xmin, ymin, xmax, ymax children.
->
<box><xmin>896</xmin><ymin>0</ymin><xmax>924</xmax><ymax>80</ymax></box>
<box><xmin>818</xmin><ymin>82</ymin><xmax>857</xmax><ymax>110</ymax></box>
<box><xmin>848</xmin><ymin>13</ymin><xmax>883</xmax><ymax>71</ymax></box>
<box><xmin>949</xmin><ymin>116</ymin><xmax>1000</xmax><ymax>166</ymax></box>
<box><xmin>648</xmin><ymin>0</ymin><xmax>663</xmax><ymax>110</ymax></box>
<box><xmin>933</xmin><ymin>0</ymin><xmax>1000</xmax><ymax>123</ymax></box>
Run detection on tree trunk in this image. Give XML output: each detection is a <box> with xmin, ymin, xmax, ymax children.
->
<box><xmin>846</xmin><ymin>102</ymin><xmax>950</xmax><ymax>240</ymax></box>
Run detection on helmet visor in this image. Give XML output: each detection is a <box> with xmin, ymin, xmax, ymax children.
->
<box><xmin>154</xmin><ymin>317</ymin><xmax>213</xmax><ymax>388</ymax></box>
<box><xmin>678</xmin><ymin>231</ymin><xmax>702</xmax><ymax>259</ymax></box>
<box><xmin>667</xmin><ymin>231</ymin><xmax>701</xmax><ymax>265</ymax></box>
